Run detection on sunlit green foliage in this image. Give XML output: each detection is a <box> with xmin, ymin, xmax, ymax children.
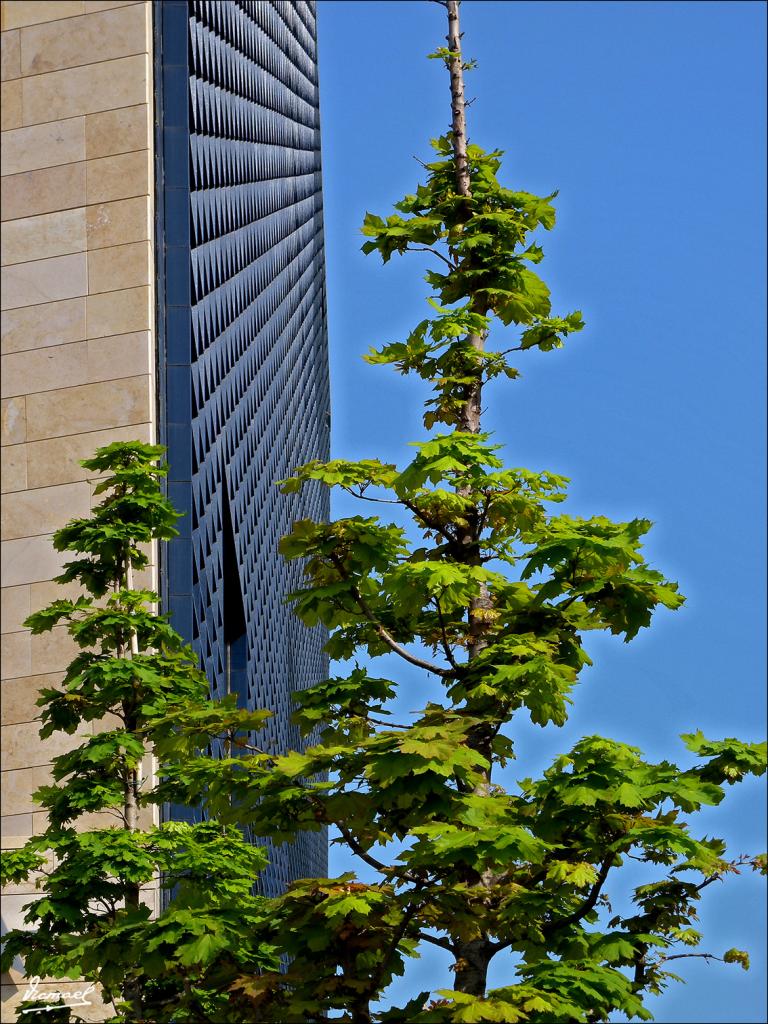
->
<box><xmin>218</xmin><ymin>6</ymin><xmax>764</xmax><ymax>1020</ymax></box>
<box><xmin>3</xmin><ymin>4</ymin><xmax>765</xmax><ymax>1022</ymax></box>
<box><xmin>1</xmin><ymin>443</ymin><xmax>279</xmax><ymax>1023</ymax></box>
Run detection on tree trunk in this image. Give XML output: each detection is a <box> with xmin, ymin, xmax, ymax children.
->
<box><xmin>349</xmin><ymin>1000</ymin><xmax>372</xmax><ymax>1024</ymax></box>
<box><xmin>445</xmin><ymin>2</ymin><xmax>495</xmax><ymax>673</ymax></box>
<box><xmin>443</xmin><ymin>0</ymin><xmax>498</xmax><ymax>994</ymax></box>
<box><xmin>446</xmin><ymin>0</ymin><xmax>470</xmax><ymax>198</ymax></box>
<box><xmin>122</xmin><ymin>553</ymin><xmax>142</xmax><ymax>837</ymax></box>
<box><xmin>453</xmin><ymin>938</ymin><xmax>492</xmax><ymax>996</ymax></box>
<box><xmin>121</xmin><ymin>553</ymin><xmax>143</xmax><ymax>1021</ymax></box>
<box><xmin>446</xmin><ymin>0</ymin><xmax>485</xmax><ymax>441</ymax></box>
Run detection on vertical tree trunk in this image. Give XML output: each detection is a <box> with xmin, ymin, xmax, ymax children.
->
<box><xmin>446</xmin><ymin>0</ymin><xmax>470</xmax><ymax>199</ymax></box>
<box><xmin>121</xmin><ymin>553</ymin><xmax>143</xmax><ymax>1021</ymax></box>
<box><xmin>452</xmin><ymin>938</ymin><xmax>493</xmax><ymax>996</ymax></box>
<box><xmin>445</xmin><ymin>2</ymin><xmax>494</xmax><ymax>670</ymax></box>
<box><xmin>349</xmin><ymin>998</ymin><xmax>372</xmax><ymax>1024</ymax></box>
<box><xmin>123</xmin><ymin>553</ymin><xmax>142</xmax><ymax>838</ymax></box>
<box><xmin>446</xmin><ymin>0</ymin><xmax>485</xmax><ymax>443</ymax></box>
<box><xmin>443</xmin><ymin>0</ymin><xmax>495</xmax><ymax>997</ymax></box>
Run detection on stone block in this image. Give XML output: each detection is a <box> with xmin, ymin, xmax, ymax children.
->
<box><xmin>25</xmin><ymin>374</ymin><xmax>151</xmax><ymax>439</ymax></box>
<box><xmin>0</xmin><ymin>208</ymin><xmax>87</xmax><ymax>267</ymax></box>
<box><xmin>0</xmin><ymin>442</ymin><xmax>26</xmax><ymax>492</ymax></box>
<box><xmin>0</xmin><ymin>630</ymin><xmax>31</xmax><ymax>679</ymax></box>
<box><xmin>25</xmin><ymin>420</ymin><xmax>151</xmax><ymax>488</ymax></box>
<box><xmin>0</xmin><ymin>584</ymin><xmax>30</xmax><ymax>632</ymax></box>
<box><xmin>86</xmin><ymin>148</ymin><xmax>150</xmax><ymax>204</ymax></box>
<box><xmin>2</xmin><ymin>720</ymin><xmax>90</xmax><ymax>771</ymax></box>
<box><xmin>1</xmin><ymin>395</ymin><xmax>26</xmax><ymax>443</ymax></box>
<box><xmin>0</xmin><ymin>765</ymin><xmax>53</xmax><ymax>819</ymax></box>
<box><xmin>19</xmin><ymin>2</ymin><xmax>149</xmax><ymax>76</ymax></box>
<box><xmin>87</xmin><ymin>330</ymin><xmax>151</xmax><ymax>382</ymax></box>
<box><xmin>0</xmin><ymin>116</ymin><xmax>85</xmax><ymax>176</ymax></box>
<box><xmin>86</xmin><ymin>284</ymin><xmax>150</xmax><ymax>337</ymax></box>
<box><xmin>87</xmin><ymin>240</ymin><xmax>150</xmax><ymax>294</ymax></box>
<box><xmin>0</xmin><ymin>535</ymin><xmax>68</xmax><ymax>587</ymax></box>
<box><xmin>1</xmin><ymin>252</ymin><xmax>88</xmax><ymax>309</ymax></box>
<box><xmin>1</xmin><ymin>161</ymin><xmax>85</xmax><ymax>221</ymax></box>
<box><xmin>1</xmin><ymin>341</ymin><xmax>88</xmax><ymax>399</ymax></box>
<box><xmin>1</xmin><ymin>480</ymin><xmax>91</xmax><ymax>540</ymax></box>
<box><xmin>85</xmin><ymin>195</ymin><xmax>149</xmax><ymax>252</ymax></box>
<box><xmin>85</xmin><ymin>103</ymin><xmax>150</xmax><ymax>160</ymax></box>
<box><xmin>1</xmin><ymin>673</ymin><xmax>61</xmax><ymax>726</ymax></box>
<box><xmin>0</xmin><ymin>78</ymin><xmax>22</xmax><ymax>129</ymax></box>
<box><xmin>2</xmin><ymin>3</ymin><xmax>85</xmax><ymax>30</ymax></box>
<box><xmin>22</xmin><ymin>53</ymin><xmax>148</xmax><ymax>126</ymax></box>
<box><xmin>0</xmin><ymin>812</ymin><xmax>33</xmax><ymax>837</ymax></box>
<box><xmin>29</xmin><ymin>625</ymin><xmax>79</xmax><ymax>676</ymax></box>
<box><xmin>1</xmin><ymin>296</ymin><xmax>86</xmax><ymax>355</ymax></box>
<box><xmin>1</xmin><ymin>27</ymin><xmax>20</xmax><ymax>80</ymax></box>
<box><xmin>29</xmin><ymin>578</ymin><xmax>89</xmax><ymax>609</ymax></box>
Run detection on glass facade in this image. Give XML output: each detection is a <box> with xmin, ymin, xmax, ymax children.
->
<box><xmin>155</xmin><ymin>0</ymin><xmax>330</xmax><ymax>894</ymax></box>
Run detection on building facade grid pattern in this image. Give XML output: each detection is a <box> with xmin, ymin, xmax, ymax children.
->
<box><xmin>156</xmin><ymin>0</ymin><xmax>330</xmax><ymax>895</ymax></box>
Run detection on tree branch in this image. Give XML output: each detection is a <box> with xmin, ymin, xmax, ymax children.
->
<box><xmin>328</xmin><ymin>553</ymin><xmax>455</xmax><ymax>677</ymax></box>
<box><xmin>542</xmin><ymin>856</ymin><xmax>614</xmax><ymax>935</ymax></box>
<box><xmin>336</xmin><ymin>823</ymin><xmax>398</xmax><ymax>877</ymax></box>
<box><xmin>373</xmin><ymin>622</ymin><xmax>455</xmax><ymax>677</ymax></box>
<box><xmin>366</xmin><ymin>892</ymin><xmax>429</xmax><ymax>1002</ymax></box>
<box><xmin>400</xmin><ymin>497</ymin><xmax>459</xmax><ymax>549</ymax></box>
<box><xmin>433</xmin><ymin>593</ymin><xmax>461</xmax><ymax>670</ymax></box>
<box><xmin>495</xmin><ymin>344</ymin><xmax>528</xmax><ymax>357</ymax></box>
<box><xmin>661</xmin><ymin>952</ymin><xmax>725</xmax><ymax>964</ymax></box>
<box><xmin>418</xmin><ymin>932</ymin><xmax>456</xmax><ymax>953</ymax></box>
<box><xmin>342</xmin><ymin>486</ymin><xmax>401</xmax><ymax>506</ymax></box>
<box><xmin>405</xmin><ymin>245</ymin><xmax>458</xmax><ymax>271</ymax></box>
<box><xmin>369</xmin><ymin>716</ymin><xmax>412</xmax><ymax>728</ymax></box>
<box><xmin>341</xmin><ymin>485</ymin><xmax>460</xmax><ymax>552</ymax></box>
<box><xmin>695</xmin><ymin>856</ymin><xmax>751</xmax><ymax>893</ymax></box>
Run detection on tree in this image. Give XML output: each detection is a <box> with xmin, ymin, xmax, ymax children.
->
<box><xmin>2</xmin><ymin>4</ymin><xmax>764</xmax><ymax>1023</ymax></box>
<box><xmin>196</xmin><ymin>1</ymin><xmax>762</xmax><ymax>1020</ymax></box>
<box><xmin>1</xmin><ymin>442</ymin><xmax>279</xmax><ymax>1023</ymax></box>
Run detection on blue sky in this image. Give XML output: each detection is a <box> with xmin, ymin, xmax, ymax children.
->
<box><xmin>316</xmin><ymin>2</ymin><xmax>767</xmax><ymax>1021</ymax></box>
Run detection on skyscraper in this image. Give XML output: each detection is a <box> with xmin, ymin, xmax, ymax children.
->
<box><xmin>157</xmin><ymin>0</ymin><xmax>330</xmax><ymax>894</ymax></box>
<box><xmin>1</xmin><ymin>0</ymin><xmax>329</xmax><ymax>1008</ymax></box>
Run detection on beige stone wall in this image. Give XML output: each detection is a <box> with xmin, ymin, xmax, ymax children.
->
<box><xmin>1</xmin><ymin>2</ymin><xmax>156</xmax><ymax>1016</ymax></box>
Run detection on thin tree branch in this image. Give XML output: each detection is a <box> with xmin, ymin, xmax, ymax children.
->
<box><xmin>433</xmin><ymin>593</ymin><xmax>460</xmax><ymax>670</ymax></box>
<box><xmin>418</xmin><ymin>932</ymin><xmax>456</xmax><ymax>953</ymax></box>
<box><xmin>335</xmin><ymin>822</ymin><xmax>422</xmax><ymax>885</ymax></box>
<box><xmin>341</xmin><ymin>485</ymin><xmax>460</xmax><ymax>551</ymax></box>
<box><xmin>542</xmin><ymin>855</ymin><xmax>614</xmax><ymax>935</ymax></box>
<box><xmin>335</xmin><ymin>824</ymin><xmax>391</xmax><ymax>875</ymax></box>
<box><xmin>695</xmin><ymin>856</ymin><xmax>750</xmax><ymax>893</ymax></box>
<box><xmin>372</xmin><ymin>622</ymin><xmax>454</xmax><ymax>677</ymax></box>
<box><xmin>369</xmin><ymin>716</ymin><xmax>412</xmax><ymax>728</ymax></box>
<box><xmin>233</xmin><ymin>740</ymin><xmax>274</xmax><ymax>758</ymax></box>
<box><xmin>661</xmin><ymin>952</ymin><xmax>725</xmax><ymax>964</ymax></box>
<box><xmin>366</xmin><ymin>892</ymin><xmax>429</xmax><ymax>1002</ymax></box>
<box><xmin>405</xmin><ymin>245</ymin><xmax>458</xmax><ymax>271</ymax></box>
<box><xmin>399</xmin><ymin>497</ymin><xmax>459</xmax><ymax>549</ymax></box>
<box><xmin>328</xmin><ymin>553</ymin><xmax>455</xmax><ymax>677</ymax></box>
<box><xmin>342</xmin><ymin>486</ymin><xmax>401</xmax><ymax>506</ymax></box>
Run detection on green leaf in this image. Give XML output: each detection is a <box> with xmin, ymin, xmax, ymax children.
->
<box><xmin>723</xmin><ymin>948</ymin><xmax>750</xmax><ymax>970</ymax></box>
